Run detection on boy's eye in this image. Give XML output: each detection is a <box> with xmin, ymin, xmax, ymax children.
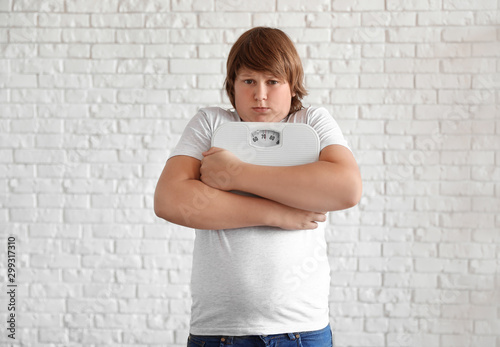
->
<box><xmin>268</xmin><ymin>80</ymin><xmax>279</xmax><ymax>85</ymax></box>
<box><xmin>243</xmin><ymin>79</ymin><xmax>254</xmax><ymax>84</ymax></box>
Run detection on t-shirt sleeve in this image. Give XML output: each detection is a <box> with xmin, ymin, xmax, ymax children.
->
<box><xmin>307</xmin><ymin>107</ymin><xmax>351</xmax><ymax>152</ymax></box>
<box><xmin>169</xmin><ymin>110</ymin><xmax>213</xmax><ymax>161</ymax></box>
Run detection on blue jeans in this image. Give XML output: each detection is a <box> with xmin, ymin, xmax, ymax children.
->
<box><xmin>187</xmin><ymin>324</ymin><xmax>332</xmax><ymax>347</ymax></box>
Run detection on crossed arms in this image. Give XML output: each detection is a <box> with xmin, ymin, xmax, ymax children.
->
<box><xmin>154</xmin><ymin>144</ymin><xmax>362</xmax><ymax>230</ymax></box>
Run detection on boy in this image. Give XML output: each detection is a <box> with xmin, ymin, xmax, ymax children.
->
<box><xmin>154</xmin><ymin>27</ymin><xmax>362</xmax><ymax>347</ymax></box>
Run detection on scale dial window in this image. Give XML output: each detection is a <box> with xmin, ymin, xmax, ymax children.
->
<box><xmin>250</xmin><ymin>130</ymin><xmax>280</xmax><ymax>147</ymax></box>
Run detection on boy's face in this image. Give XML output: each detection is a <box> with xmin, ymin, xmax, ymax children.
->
<box><xmin>234</xmin><ymin>68</ymin><xmax>295</xmax><ymax>122</ymax></box>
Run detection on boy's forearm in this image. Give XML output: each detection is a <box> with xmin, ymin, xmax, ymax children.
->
<box><xmin>156</xmin><ymin>179</ymin><xmax>279</xmax><ymax>230</ymax></box>
<box><xmin>233</xmin><ymin>161</ymin><xmax>361</xmax><ymax>212</ymax></box>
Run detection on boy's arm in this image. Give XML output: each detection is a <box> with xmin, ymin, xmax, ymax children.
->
<box><xmin>200</xmin><ymin>144</ymin><xmax>362</xmax><ymax>212</ymax></box>
<box><xmin>154</xmin><ymin>155</ymin><xmax>327</xmax><ymax>230</ymax></box>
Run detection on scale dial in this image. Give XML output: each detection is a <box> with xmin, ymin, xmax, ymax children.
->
<box><xmin>250</xmin><ymin>130</ymin><xmax>280</xmax><ymax>147</ymax></box>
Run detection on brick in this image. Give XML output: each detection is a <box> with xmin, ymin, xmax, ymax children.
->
<box><xmin>115</xmin><ymin>239</ymin><xmax>168</xmax><ymax>254</ymax></box>
<box><xmin>170</xmin><ymin>89</ymin><xmax>221</xmax><ymax>104</ymax></box>
<box><xmin>416</xmin><ymin>74</ymin><xmax>471</xmax><ymax>88</ymax></box>
<box><xmin>360</xmin><ymin>256</ymin><xmax>412</xmax><ymax>273</ymax></box>
<box><xmin>383</xmin><ymin>242</ymin><xmax>437</xmax><ymax>257</ymax></box>
<box><xmin>443</xmin><ymin>26</ymin><xmax>497</xmax><ymax>42</ymax></box>
<box><xmin>14</xmin><ymin>149</ymin><xmax>65</xmax><ymax>163</ymax></box>
<box><xmin>418</xmin><ymin>11</ymin><xmax>475</xmax><ymax>26</ymax></box>
<box><xmin>439</xmin><ymin>243</ymin><xmax>496</xmax><ymax>259</ymax></box>
<box><xmin>332</xmin><ymin>0</ymin><xmax>385</xmax><ymax>11</ymax></box>
<box><xmin>116</xmin><ymin>29</ymin><xmax>169</xmax><ymax>44</ymax></box>
<box><xmin>333</xmin><ymin>27</ymin><xmax>385</xmax><ymax>43</ymax></box>
<box><xmin>145</xmin><ymin>13</ymin><xmax>196</xmax><ymax>28</ymax></box>
<box><xmin>471</xmin><ymin>165</ymin><xmax>500</xmax><ymax>182</ymax></box>
<box><xmin>360</xmin><ymin>74</ymin><xmax>413</xmax><ymax>88</ymax></box>
<box><xmin>440</xmin><ymin>89</ymin><xmax>495</xmax><ymax>105</ymax></box>
<box><xmin>62</xmin><ymin>28</ymin><xmax>114</xmax><ymax>43</ymax></box>
<box><xmin>475</xmin><ymin>11</ymin><xmax>500</xmax><ymax>25</ymax></box>
<box><xmin>0</xmin><ymin>43</ymin><xmax>36</xmax><ymax>58</ymax></box>
<box><xmin>66</xmin><ymin>59</ymin><xmax>114</xmax><ymax>73</ymax></box>
<box><xmin>31</xmin><ymin>254</ymin><xmax>80</xmax><ymax>268</ymax></box>
<box><xmin>92</xmin><ymin>44</ymin><xmax>143</xmax><ymax>58</ymax></box>
<box><xmin>443</xmin><ymin>335</ymin><xmax>496</xmax><ymax>347</ymax></box>
<box><xmin>116</xmin><ymin>59</ymin><xmax>168</xmax><ymax>74</ymax></box>
<box><xmin>82</xmin><ymin>254</ymin><xmax>141</xmax><ymax>269</ymax></box>
<box><xmin>39</xmin><ymin>329</ymin><xmax>70</xmax><ymax>343</ymax></box>
<box><xmin>278</xmin><ymin>0</ymin><xmax>331</xmax><ymax>11</ymax></box>
<box><xmin>116</xmin><ymin>89</ymin><xmax>168</xmax><ymax>104</ymax></box>
<box><xmin>0</xmin><ymin>13</ymin><xmax>37</xmax><ymax>27</ymax></box>
<box><xmin>95</xmin><ymin>314</ymin><xmax>148</xmax><ymax>329</ymax></box>
<box><xmin>13</xmin><ymin>0</ymin><xmax>65</xmax><ymax>12</ymax></box>
<box><xmin>284</xmin><ymin>28</ymin><xmax>331</xmax><ymax>43</ymax></box>
<box><xmin>362</xmin><ymin>12</ymin><xmax>416</xmax><ymax>26</ymax></box>
<box><xmin>385</xmin><ymin>273</ymin><xmax>438</xmax><ymax>288</ymax></box>
<box><xmin>387</xmin><ymin>0</ymin><xmax>441</xmax><ymax>10</ymax></box>
<box><xmin>91</xmin><ymin>14</ymin><xmax>139</xmax><ymax>28</ymax></box>
<box><xmin>172</xmin><ymin>0</ymin><xmax>214</xmax><ymax>11</ymax></box>
<box><xmin>441</xmin><ymin>58</ymin><xmax>497</xmax><ymax>73</ymax></box>
<box><xmin>470</xmin><ymin>259</ymin><xmax>498</xmax><ymax>274</ymax></box>
<box><xmin>146</xmin><ymin>43</ymin><xmax>197</xmax><ymax>59</ymax></box>
<box><xmin>72</xmin><ymin>329</ymin><xmax>122</xmax><ymax>344</ymax></box>
<box><xmin>388</xmin><ymin>28</ymin><xmax>442</xmax><ymax>43</ymax></box>
<box><xmin>66</xmin><ymin>0</ymin><xmax>118</xmax><ymax>12</ymax></box>
<box><xmin>443</xmin><ymin>0</ymin><xmax>497</xmax><ymax>9</ymax></box>
<box><xmin>93</xmin><ymin>74</ymin><xmax>143</xmax><ymax>88</ymax></box>
<box><xmin>439</xmin><ymin>135</ymin><xmax>472</xmax><ymax>150</ymax></box>
<box><xmin>170</xmin><ymin>59</ymin><xmax>221</xmax><ymax>74</ymax></box>
<box><xmin>335</xmin><ymin>332</ymin><xmax>385</xmax><ymax>346</ymax></box>
<box><xmin>198</xmin><ymin>74</ymin><xmax>226</xmax><ymax>89</ymax></box>
<box><xmin>385</xmin><ymin>58</ymin><xmax>439</xmax><ymax>73</ymax></box>
<box><xmin>4</xmin><ymin>193</ymin><xmax>35</xmax><ymax>207</ymax></box>
<box><xmin>119</xmin><ymin>298</ymin><xmax>169</xmax><ymax>313</ymax></box>
<box><xmin>307</xmin><ymin>74</ymin><xmax>359</xmax><ymax>88</ymax></box>
<box><xmin>441</xmin><ymin>274</ymin><xmax>494</xmax><ymax>290</ymax></box>
<box><xmin>39</xmin><ymin>74</ymin><xmax>91</xmax><ymax>88</ymax></box>
<box><xmin>20</xmin><ymin>298</ymin><xmax>66</xmax><ymax>313</ymax></box>
<box><xmin>83</xmin><ymin>284</ymin><xmax>136</xmax><ymax>299</ymax></box>
<box><xmin>199</xmin><ymin>13</ymin><xmax>251</xmax><ymax>28</ymax></box>
<box><xmin>330</xmin><ymin>89</ymin><xmax>385</xmax><ymax>104</ymax></box>
<box><xmin>473</xmin><ymin>42</ymin><xmax>500</xmax><ymax>57</ymax></box>
<box><xmin>0</xmin><ymin>0</ymin><xmax>11</xmax><ymax>11</ymax></box>
<box><xmin>39</xmin><ymin>13</ymin><xmax>90</xmax><ymax>27</ymax></box>
<box><xmin>118</xmin><ymin>0</ymin><xmax>169</xmax><ymax>12</ymax></box>
<box><xmin>39</xmin><ymin>43</ymin><xmax>89</xmax><ymax>58</ymax></box>
<box><xmin>123</xmin><ymin>330</ymin><xmax>174</xmax><ymax>344</ymax></box>
<box><xmin>417</xmin><ymin>43</ymin><xmax>471</xmax><ymax>58</ymax></box>
<box><xmin>360</xmin><ymin>105</ymin><xmax>412</xmax><ymax>120</ymax></box>
<box><xmin>91</xmin><ymin>164</ymin><xmax>142</xmax><ymax>179</ymax></box>
<box><xmin>169</xmin><ymin>29</ymin><xmax>223</xmax><ymax>44</ymax></box>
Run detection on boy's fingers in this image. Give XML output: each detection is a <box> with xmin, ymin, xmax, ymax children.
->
<box><xmin>202</xmin><ymin>147</ymin><xmax>224</xmax><ymax>157</ymax></box>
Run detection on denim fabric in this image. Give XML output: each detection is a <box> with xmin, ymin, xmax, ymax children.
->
<box><xmin>187</xmin><ymin>324</ymin><xmax>332</xmax><ymax>347</ymax></box>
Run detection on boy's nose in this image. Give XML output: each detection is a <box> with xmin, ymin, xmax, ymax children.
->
<box><xmin>254</xmin><ymin>84</ymin><xmax>267</xmax><ymax>101</ymax></box>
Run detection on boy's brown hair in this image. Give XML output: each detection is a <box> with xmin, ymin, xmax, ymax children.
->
<box><xmin>224</xmin><ymin>27</ymin><xmax>307</xmax><ymax>115</ymax></box>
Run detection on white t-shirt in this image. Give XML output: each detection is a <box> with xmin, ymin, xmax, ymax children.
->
<box><xmin>169</xmin><ymin>106</ymin><xmax>350</xmax><ymax>336</ymax></box>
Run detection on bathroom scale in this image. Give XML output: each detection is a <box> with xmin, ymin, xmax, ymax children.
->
<box><xmin>211</xmin><ymin>122</ymin><xmax>320</xmax><ymax>166</ymax></box>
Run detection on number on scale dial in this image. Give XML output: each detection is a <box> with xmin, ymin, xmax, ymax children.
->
<box><xmin>251</xmin><ymin>130</ymin><xmax>280</xmax><ymax>147</ymax></box>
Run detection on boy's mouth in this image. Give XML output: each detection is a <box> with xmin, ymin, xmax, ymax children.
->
<box><xmin>252</xmin><ymin>107</ymin><xmax>270</xmax><ymax>112</ymax></box>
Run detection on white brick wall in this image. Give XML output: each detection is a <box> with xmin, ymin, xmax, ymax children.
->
<box><xmin>0</xmin><ymin>0</ymin><xmax>499</xmax><ymax>346</ymax></box>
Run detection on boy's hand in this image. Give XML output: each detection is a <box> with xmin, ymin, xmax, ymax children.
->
<box><xmin>200</xmin><ymin>147</ymin><xmax>245</xmax><ymax>191</ymax></box>
<box><xmin>273</xmin><ymin>207</ymin><xmax>327</xmax><ymax>230</ymax></box>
